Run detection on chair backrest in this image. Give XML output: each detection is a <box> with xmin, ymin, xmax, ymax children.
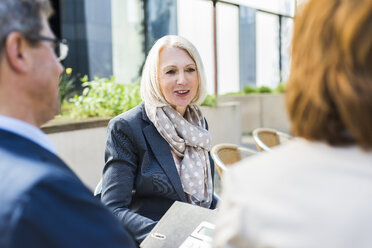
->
<box><xmin>211</xmin><ymin>143</ymin><xmax>257</xmax><ymax>178</ymax></box>
<box><xmin>253</xmin><ymin>128</ymin><xmax>293</xmax><ymax>152</ymax></box>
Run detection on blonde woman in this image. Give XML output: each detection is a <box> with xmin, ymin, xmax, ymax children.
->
<box><xmin>101</xmin><ymin>35</ymin><xmax>217</xmax><ymax>244</ymax></box>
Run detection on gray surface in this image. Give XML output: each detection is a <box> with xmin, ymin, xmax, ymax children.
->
<box><xmin>140</xmin><ymin>201</ymin><xmax>217</xmax><ymax>248</ymax></box>
<box><xmin>241</xmin><ymin>134</ymin><xmax>257</xmax><ymax>150</ymax></box>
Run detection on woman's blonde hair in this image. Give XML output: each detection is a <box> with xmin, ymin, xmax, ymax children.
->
<box><xmin>286</xmin><ymin>0</ymin><xmax>372</xmax><ymax>149</ymax></box>
<box><xmin>140</xmin><ymin>35</ymin><xmax>207</xmax><ymax>107</ymax></box>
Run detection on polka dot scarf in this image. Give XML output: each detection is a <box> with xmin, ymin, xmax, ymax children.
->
<box><xmin>145</xmin><ymin>103</ymin><xmax>213</xmax><ymax>208</ymax></box>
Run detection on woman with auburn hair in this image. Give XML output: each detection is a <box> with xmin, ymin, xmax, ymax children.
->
<box><xmin>287</xmin><ymin>0</ymin><xmax>372</xmax><ymax>147</ymax></box>
<box><xmin>214</xmin><ymin>0</ymin><xmax>372</xmax><ymax>247</ymax></box>
<box><xmin>101</xmin><ymin>35</ymin><xmax>217</xmax><ymax>244</ymax></box>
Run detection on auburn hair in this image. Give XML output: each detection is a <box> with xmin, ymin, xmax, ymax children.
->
<box><xmin>286</xmin><ymin>0</ymin><xmax>372</xmax><ymax>149</ymax></box>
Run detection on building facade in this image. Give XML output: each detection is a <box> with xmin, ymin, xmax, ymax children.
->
<box><xmin>52</xmin><ymin>0</ymin><xmax>295</xmax><ymax>94</ymax></box>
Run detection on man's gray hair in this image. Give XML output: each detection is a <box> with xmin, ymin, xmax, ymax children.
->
<box><xmin>0</xmin><ymin>0</ymin><xmax>53</xmax><ymax>49</ymax></box>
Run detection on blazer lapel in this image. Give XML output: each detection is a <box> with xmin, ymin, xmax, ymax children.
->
<box><xmin>142</xmin><ymin>111</ymin><xmax>187</xmax><ymax>202</ymax></box>
<box><xmin>0</xmin><ymin>129</ymin><xmax>77</xmax><ymax>177</ymax></box>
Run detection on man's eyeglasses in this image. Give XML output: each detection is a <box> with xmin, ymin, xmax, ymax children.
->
<box><xmin>26</xmin><ymin>35</ymin><xmax>69</xmax><ymax>61</ymax></box>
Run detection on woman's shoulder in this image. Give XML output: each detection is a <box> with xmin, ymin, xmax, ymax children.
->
<box><xmin>109</xmin><ymin>103</ymin><xmax>146</xmax><ymax>129</ymax></box>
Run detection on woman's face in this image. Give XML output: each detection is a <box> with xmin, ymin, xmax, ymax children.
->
<box><xmin>158</xmin><ymin>46</ymin><xmax>199</xmax><ymax>116</ymax></box>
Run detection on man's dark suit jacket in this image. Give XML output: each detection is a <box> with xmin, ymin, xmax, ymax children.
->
<box><xmin>0</xmin><ymin>129</ymin><xmax>136</xmax><ymax>248</ymax></box>
<box><xmin>102</xmin><ymin>103</ymin><xmax>217</xmax><ymax>243</ymax></box>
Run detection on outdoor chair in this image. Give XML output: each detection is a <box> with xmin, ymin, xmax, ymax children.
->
<box><xmin>252</xmin><ymin>127</ymin><xmax>293</xmax><ymax>152</ymax></box>
<box><xmin>211</xmin><ymin>143</ymin><xmax>258</xmax><ymax>179</ymax></box>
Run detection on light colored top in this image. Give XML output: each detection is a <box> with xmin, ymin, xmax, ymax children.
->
<box><xmin>213</xmin><ymin>138</ymin><xmax>372</xmax><ymax>248</ymax></box>
<box><xmin>0</xmin><ymin>115</ymin><xmax>56</xmax><ymax>154</ymax></box>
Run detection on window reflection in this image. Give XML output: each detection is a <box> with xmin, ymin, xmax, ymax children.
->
<box><xmin>112</xmin><ymin>0</ymin><xmax>144</xmax><ymax>84</ymax></box>
<box><xmin>217</xmin><ymin>2</ymin><xmax>240</xmax><ymax>94</ymax></box>
<box><xmin>256</xmin><ymin>12</ymin><xmax>280</xmax><ymax>88</ymax></box>
<box><xmin>240</xmin><ymin>6</ymin><xmax>257</xmax><ymax>88</ymax></box>
<box><xmin>146</xmin><ymin>0</ymin><xmax>177</xmax><ymax>51</ymax></box>
<box><xmin>281</xmin><ymin>17</ymin><xmax>294</xmax><ymax>83</ymax></box>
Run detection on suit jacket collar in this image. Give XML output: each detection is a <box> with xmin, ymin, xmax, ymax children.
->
<box><xmin>140</xmin><ymin>102</ymin><xmax>151</xmax><ymax>124</ymax></box>
<box><xmin>140</xmin><ymin>103</ymin><xmax>187</xmax><ymax>202</ymax></box>
<box><xmin>0</xmin><ymin>115</ymin><xmax>56</xmax><ymax>154</ymax></box>
<box><xmin>0</xmin><ymin>129</ymin><xmax>76</xmax><ymax>177</ymax></box>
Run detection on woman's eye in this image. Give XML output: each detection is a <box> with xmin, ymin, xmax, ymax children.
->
<box><xmin>166</xmin><ymin>70</ymin><xmax>176</xmax><ymax>74</ymax></box>
<box><xmin>186</xmin><ymin>68</ymin><xmax>196</xmax><ymax>72</ymax></box>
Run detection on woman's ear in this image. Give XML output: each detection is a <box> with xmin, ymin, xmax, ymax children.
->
<box><xmin>5</xmin><ymin>32</ymin><xmax>29</xmax><ymax>73</ymax></box>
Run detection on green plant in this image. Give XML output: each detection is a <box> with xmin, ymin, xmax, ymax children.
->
<box><xmin>274</xmin><ymin>82</ymin><xmax>287</xmax><ymax>93</ymax></box>
<box><xmin>59</xmin><ymin>67</ymin><xmax>76</xmax><ymax>103</ymax></box>
<box><xmin>201</xmin><ymin>94</ymin><xmax>217</xmax><ymax>107</ymax></box>
<box><xmin>221</xmin><ymin>83</ymin><xmax>288</xmax><ymax>96</ymax></box>
<box><xmin>224</xmin><ymin>91</ymin><xmax>245</xmax><ymax>96</ymax></box>
<box><xmin>64</xmin><ymin>77</ymin><xmax>142</xmax><ymax>118</ymax></box>
<box><xmin>257</xmin><ymin>86</ymin><xmax>272</xmax><ymax>93</ymax></box>
<box><xmin>243</xmin><ymin>85</ymin><xmax>258</xmax><ymax>94</ymax></box>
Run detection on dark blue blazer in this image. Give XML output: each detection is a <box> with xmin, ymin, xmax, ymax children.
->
<box><xmin>0</xmin><ymin>129</ymin><xmax>136</xmax><ymax>248</ymax></box>
<box><xmin>102</xmin><ymin>103</ymin><xmax>217</xmax><ymax>244</ymax></box>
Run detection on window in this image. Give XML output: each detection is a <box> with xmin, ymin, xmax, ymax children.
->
<box><xmin>111</xmin><ymin>0</ymin><xmax>145</xmax><ymax>84</ymax></box>
<box><xmin>146</xmin><ymin>0</ymin><xmax>178</xmax><ymax>51</ymax></box>
<box><xmin>256</xmin><ymin>12</ymin><xmax>280</xmax><ymax>87</ymax></box>
<box><xmin>217</xmin><ymin>2</ymin><xmax>240</xmax><ymax>94</ymax></box>
<box><xmin>280</xmin><ymin>17</ymin><xmax>294</xmax><ymax>83</ymax></box>
<box><xmin>239</xmin><ymin>6</ymin><xmax>256</xmax><ymax>88</ymax></box>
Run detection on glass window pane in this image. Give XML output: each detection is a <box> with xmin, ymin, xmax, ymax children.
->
<box><xmin>240</xmin><ymin>6</ymin><xmax>257</xmax><ymax>88</ymax></box>
<box><xmin>146</xmin><ymin>0</ymin><xmax>178</xmax><ymax>51</ymax></box>
<box><xmin>221</xmin><ymin>0</ymin><xmax>295</xmax><ymax>17</ymax></box>
<box><xmin>281</xmin><ymin>17</ymin><xmax>294</xmax><ymax>83</ymax></box>
<box><xmin>85</xmin><ymin>0</ymin><xmax>113</xmax><ymax>78</ymax></box>
<box><xmin>256</xmin><ymin>12</ymin><xmax>280</xmax><ymax>88</ymax></box>
<box><xmin>216</xmin><ymin>2</ymin><xmax>240</xmax><ymax>94</ymax></box>
<box><xmin>111</xmin><ymin>0</ymin><xmax>144</xmax><ymax>84</ymax></box>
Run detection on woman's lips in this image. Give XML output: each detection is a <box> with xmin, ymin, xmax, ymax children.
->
<box><xmin>174</xmin><ymin>90</ymin><xmax>190</xmax><ymax>96</ymax></box>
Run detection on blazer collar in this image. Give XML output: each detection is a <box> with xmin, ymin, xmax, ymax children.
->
<box><xmin>141</xmin><ymin>104</ymin><xmax>187</xmax><ymax>202</ymax></box>
<box><xmin>0</xmin><ymin>129</ymin><xmax>77</xmax><ymax>177</ymax></box>
<box><xmin>140</xmin><ymin>102</ymin><xmax>151</xmax><ymax>124</ymax></box>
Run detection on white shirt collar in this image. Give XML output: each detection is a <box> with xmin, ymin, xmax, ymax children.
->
<box><xmin>0</xmin><ymin>115</ymin><xmax>57</xmax><ymax>154</ymax></box>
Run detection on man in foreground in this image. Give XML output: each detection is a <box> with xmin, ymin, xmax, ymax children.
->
<box><xmin>0</xmin><ymin>0</ymin><xmax>136</xmax><ymax>247</ymax></box>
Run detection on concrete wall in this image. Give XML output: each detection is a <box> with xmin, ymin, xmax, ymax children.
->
<box><xmin>45</xmin><ymin>103</ymin><xmax>242</xmax><ymax>190</ymax></box>
<box><xmin>201</xmin><ymin>102</ymin><xmax>242</xmax><ymax>146</ymax></box>
<box><xmin>47</xmin><ymin>127</ymin><xmax>107</xmax><ymax>191</ymax></box>
<box><xmin>219</xmin><ymin>94</ymin><xmax>290</xmax><ymax>134</ymax></box>
<box><xmin>261</xmin><ymin>94</ymin><xmax>290</xmax><ymax>132</ymax></box>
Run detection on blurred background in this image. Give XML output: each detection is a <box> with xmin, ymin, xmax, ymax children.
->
<box><xmin>50</xmin><ymin>0</ymin><xmax>296</xmax><ymax>95</ymax></box>
<box><xmin>46</xmin><ymin>0</ymin><xmax>303</xmax><ymax>190</ymax></box>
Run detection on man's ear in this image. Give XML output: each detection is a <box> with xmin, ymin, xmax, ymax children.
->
<box><xmin>5</xmin><ymin>32</ymin><xmax>29</xmax><ymax>73</ymax></box>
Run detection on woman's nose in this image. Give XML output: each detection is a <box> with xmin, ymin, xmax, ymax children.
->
<box><xmin>177</xmin><ymin>72</ymin><xmax>187</xmax><ymax>85</ymax></box>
